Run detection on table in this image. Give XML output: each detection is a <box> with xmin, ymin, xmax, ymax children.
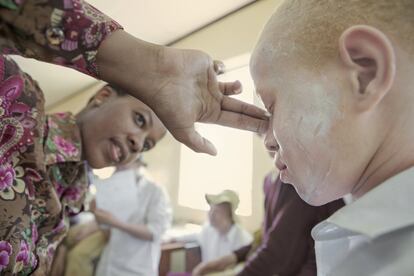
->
<box><xmin>159</xmin><ymin>241</ymin><xmax>202</xmax><ymax>276</ymax></box>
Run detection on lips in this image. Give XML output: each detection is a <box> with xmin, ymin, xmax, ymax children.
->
<box><xmin>109</xmin><ymin>138</ymin><xmax>126</xmax><ymax>164</ymax></box>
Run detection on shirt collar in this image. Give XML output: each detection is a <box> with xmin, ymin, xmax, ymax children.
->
<box><xmin>326</xmin><ymin>167</ymin><xmax>414</xmax><ymax>238</ymax></box>
<box><xmin>44</xmin><ymin>112</ymin><xmax>82</xmax><ymax>165</ymax></box>
<box><xmin>223</xmin><ymin>224</ymin><xmax>238</xmax><ymax>240</ymax></box>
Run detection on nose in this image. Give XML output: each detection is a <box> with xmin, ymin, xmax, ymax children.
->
<box><xmin>264</xmin><ymin>124</ymin><xmax>279</xmax><ymax>153</ymax></box>
<box><xmin>127</xmin><ymin>133</ymin><xmax>144</xmax><ymax>153</ymax></box>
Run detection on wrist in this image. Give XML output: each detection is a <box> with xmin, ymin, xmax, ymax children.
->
<box><xmin>223</xmin><ymin>254</ymin><xmax>237</xmax><ymax>267</ymax></box>
<box><xmin>229</xmin><ymin>253</ymin><xmax>237</xmax><ymax>265</ymax></box>
<box><xmin>109</xmin><ymin>217</ymin><xmax>123</xmax><ymax>229</ymax></box>
<box><xmin>96</xmin><ymin>30</ymin><xmax>165</xmax><ymax>102</ymax></box>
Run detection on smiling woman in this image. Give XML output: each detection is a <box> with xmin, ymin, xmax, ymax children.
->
<box><xmin>0</xmin><ymin>0</ymin><xmax>268</xmax><ymax>274</ymax></box>
<box><xmin>76</xmin><ymin>86</ymin><xmax>167</xmax><ymax>169</ymax></box>
<box><xmin>0</xmin><ymin>56</ymin><xmax>168</xmax><ymax>275</ymax></box>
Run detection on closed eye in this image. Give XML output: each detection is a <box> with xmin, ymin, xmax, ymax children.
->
<box><xmin>266</xmin><ymin>103</ymin><xmax>274</xmax><ymax>114</ymax></box>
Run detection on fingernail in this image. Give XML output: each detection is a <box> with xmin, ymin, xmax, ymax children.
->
<box><xmin>234</xmin><ymin>81</ymin><xmax>242</xmax><ymax>94</ymax></box>
<box><xmin>206</xmin><ymin>141</ymin><xmax>218</xmax><ymax>156</ymax></box>
<box><xmin>214</xmin><ymin>61</ymin><xmax>225</xmax><ymax>75</ymax></box>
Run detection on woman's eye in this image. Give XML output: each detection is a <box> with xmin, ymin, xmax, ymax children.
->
<box><xmin>142</xmin><ymin>140</ymin><xmax>151</xmax><ymax>152</ymax></box>
<box><xmin>135</xmin><ymin>113</ymin><xmax>146</xmax><ymax>128</ymax></box>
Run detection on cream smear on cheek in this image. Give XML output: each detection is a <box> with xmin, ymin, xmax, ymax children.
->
<box><xmin>256</xmin><ymin>41</ymin><xmax>341</xmax><ymax>202</ymax></box>
<box><xmin>281</xmin><ymin>75</ymin><xmax>342</xmax><ymax>202</ymax></box>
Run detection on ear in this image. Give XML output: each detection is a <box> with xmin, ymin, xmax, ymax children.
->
<box><xmin>88</xmin><ymin>86</ymin><xmax>117</xmax><ymax>108</ymax></box>
<box><xmin>338</xmin><ymin>25</ymin><xmax>396</xmax><ymax>112</ymax></box>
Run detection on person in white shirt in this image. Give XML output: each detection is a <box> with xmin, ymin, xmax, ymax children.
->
<box><xmin>68</xmin><ymin>156</ymin><xmax>173</xmax><ymax>276</ymax></box>
<box><xmin>178</xmin><ymin>190</ymin><xmax>253</xmax><ymax>264</ymax></box>
<box><xmin>250</xmin><ymin>0</ymin><xmax>414</xmax><ymax>275</ymax></box>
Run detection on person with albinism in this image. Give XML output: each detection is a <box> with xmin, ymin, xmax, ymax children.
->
<box><xmin>251</xmin><ymin>0</ymin><xmax>414</xmax><ymax>274</ymax></box>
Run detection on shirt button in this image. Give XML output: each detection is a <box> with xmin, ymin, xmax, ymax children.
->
<box><xmin>45</xmin><ymin>27</ymin><xmax>65</xmax><ymax>46</ymax></box>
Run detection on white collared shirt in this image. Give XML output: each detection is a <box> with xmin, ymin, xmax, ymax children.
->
<box><xmin>96</xmin><ymin>175</ymin><xmax>172</xmax><ymax>276</ymax></box>
<box><xmin>178</xmin><ymin>222</ymin><xmax>253</xmax><ymax>262</ymax></box>
<box><xmin>312</xmin><ymin>167</ymin><xmax>414</xmax><ymax>276</ymax></box>
<box><xmin>200</xmin><ymin>223</ymin><xmax>253</xmax><ymax>262</ymax></box>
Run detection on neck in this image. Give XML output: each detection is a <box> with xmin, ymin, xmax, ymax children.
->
<box><xmin>217</xmin><ymin>222</ymin><xmax>233</xmax><ymax>235</ymax></box>
<box><xmin>352</xmin><ymin>109</ymin><xmax>414</xmax><ymax>199</ymax></box>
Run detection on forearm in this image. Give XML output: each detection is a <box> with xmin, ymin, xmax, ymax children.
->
<box><xmin>112</xmin><ymin>220</ymin><xmax>154</xmax><ymax>241</ymax></box>
<box><xmin>96</xmin><ymin>30</ymin><xmax>166</xmax><ymax>102</ymax></box>
<box><xmin>0</xmin><ymin>0</ymin><xmax>122</xmax><ymax>77</ymax></box>
<box><xmin>212</xmin><ymin>254</ymin><xmax>237</xmax><ymax>271</ymax></box>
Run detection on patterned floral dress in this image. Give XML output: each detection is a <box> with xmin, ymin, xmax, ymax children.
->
<box><xmin>0</xmin><ymin>0</ymin><xmax>122</xmax><ymax>274</ymax></box>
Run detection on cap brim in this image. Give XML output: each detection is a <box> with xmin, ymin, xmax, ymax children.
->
<box><xmin>205</xmin><ymin>194</ymin><xmax>220</xmax><ymax>205</ymax></box>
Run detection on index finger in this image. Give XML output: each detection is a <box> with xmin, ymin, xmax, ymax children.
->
<box><xmin>216</xmin><ymin>110</ymin><xmax>269</xmax><ymax>134</ymax></box>
<box><xmin>221</xmin><ymin>96</ymin><xmax>270</xmax><ymax>120</ymax></box>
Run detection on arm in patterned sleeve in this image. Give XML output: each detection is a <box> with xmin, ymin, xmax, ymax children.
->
<box><xmin>0</xmin><ymin>54</ymin><xmax>90</xmax><ymax>274</ymax></box>
<box><xmin>0</xmin><ymin>54</ymin><xmax>50</xmax><ymax>275</ymax></box>
<box><xmin>0</xmin><ymin>1</ymin><xmax>268</xmax><ymax>158</ymax></box>
<box><xmin>0</xmin><ymin>0</ymin><xmax>122</xmax><ymax>77</ymax></box>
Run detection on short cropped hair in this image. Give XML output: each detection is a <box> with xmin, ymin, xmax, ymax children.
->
<box><xmin>86</xmin><ymin>84</ymin><xmax>128</xmax><ymax>104</ymax></box>
<box><xmin>262</xmin><ymin>0</ymin><xmax>414</xmax><ymax>68</ymax></box>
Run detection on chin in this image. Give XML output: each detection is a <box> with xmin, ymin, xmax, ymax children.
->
<box><xmin>84</xmin><ymin>149</ymin><xmax>107</xmax><ymax>169</ymax></box>
<box><xmin>293</xmin><ymin>184</ymin><xmax>333</xmax><ymax>206</ymax></box>
<box><xmin>304</xmin><ymin>189</ymin><xmax>343</xmax><ymax>206</ymax></box>
<box><xmin>301</xmin><ymin>194</ymin><xmax>329</xmax><ymax>206</ymax></box>
<box><xmin>86</xmin><ymin>159</ymin><xmax>102</xmax><ymax>169</ymax></box>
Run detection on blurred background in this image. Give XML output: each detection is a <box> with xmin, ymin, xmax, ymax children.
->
<box><xmin>14</xmin><ymin>1</ymin><xmax>285</xmax><ymax>274</ymax></box>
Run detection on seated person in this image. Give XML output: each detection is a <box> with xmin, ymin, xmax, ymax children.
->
<box><xmin>64</xmin><ymin>156</ymin><xmax>172</xmax><ymax>276</ymax></box>
<box><xmin>193</xmin><ymin>170</ymin><xmax>344</xmax><ymax>276</ymax></box>
<box><xmin>177</xmin><ymin>190</ymin><xmax>252</xmax><ymax>263</ymax></box>
<box><xmin>251</xmin><ymin>0</ymin><xmax>414</xmax><ymax>274</ymax></box>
